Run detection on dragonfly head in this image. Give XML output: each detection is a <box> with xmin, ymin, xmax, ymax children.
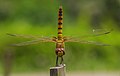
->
<box><xmin>55</xmin><ymin>48</ymin><xmax>65</xmax><ymax>57</ymax></box>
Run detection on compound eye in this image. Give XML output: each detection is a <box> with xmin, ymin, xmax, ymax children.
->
<box><xmin>61</xmin><ymin>48</ymin><xmax>64</xmax><ymax>51</ymax></box>
<box><xmin>56</xmin><ymin>48</ymin><xmax>61</xmax><ymax>51</ymax></box>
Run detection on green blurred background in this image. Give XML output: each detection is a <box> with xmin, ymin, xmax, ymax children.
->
<box><xmin>0</xmin><ymin>0</ymin><xmax>120</xmax><ymax>75</ymax></box>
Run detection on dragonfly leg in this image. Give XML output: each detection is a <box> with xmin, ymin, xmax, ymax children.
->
<box><xmin>60</xmin><ymin>56</ymin><xmax>64</xmax><ymax>65</ymax></box>
<box><xmin>56</xmin><ymin>56</ymin><xmax>59</xmax><ymax>66</ymax></box>
<box><xmin>56</xmin><ymin>56</ymin><xmax>64</xmax><ymax>66</ymax></box>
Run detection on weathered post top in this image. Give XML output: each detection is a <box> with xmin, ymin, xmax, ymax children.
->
<box><xmin>50</xmin><ymin>64</ymin><xmax>66</xmax><ymax>76</ymax></box>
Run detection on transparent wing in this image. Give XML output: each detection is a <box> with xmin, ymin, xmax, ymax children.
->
<box><xmin>65</xmin><ymin>39</ymin><xmax>110</xmax><ymax>46</ymax></box>
<box><xmin>91</xmin><ymin>28</ymin><xmax>113</xmax><ymax>37</ymax></box>
<box><xmin>7</xmin><ymin>33</ymin><xmax>45</xmax><ymax>39</ymax></box>
<box><xmin>7</xmin><ymin>33</ymin><xmax>56</xmax><ymax>46</ymax></box>
<box><xmin>11</xmin><ymin>39</ymin><xmax>42</xmax><ymax>46</ymax></box>
<box><xmin>11</xmin><ymin>37</ymin><xmax>55</xmax><ymax>46</ymax></box>
<box><xmin>63</xmin><ymin>29</ymin><xmax>112</xmax><ymax>46</ymax></box>
<box><xmin>64</xmin><ymin>29</ymin><xmax>112</xmax><ymax>41</ymax></box>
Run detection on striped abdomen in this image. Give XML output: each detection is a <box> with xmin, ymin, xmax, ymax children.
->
<box><xmin>58</xmin><ymin>6</ymin><xmax>63</xmax><ymax>40</ymax></box>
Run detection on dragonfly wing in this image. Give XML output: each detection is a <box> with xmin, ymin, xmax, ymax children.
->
<box><xmin>77</xmin><ymin>40</ymin><xmax>110</xmax><ymax>46</ymax></box>
<box><xmin>65</xmin><ymin>39</ymin><xmax>110</xmax><ymax>46</ymax></box>
<box><xmin>11</xmin><ymin>38</ymin><xmax>55</xmax><ymax>46</ymax></box>
<box><xmin>11</xmin><ymin>39</ymin><xmax>41</xmax><ymax>46</ymax></box>
<box><xmin>91</xmin><ymin>28</ymin><xmax>113</xmax><ymax>37</ymax></box>
<box><xmin>7</xmin><ymin>33</ymin><xmax>45</xmax><ymax>39</ymax></box>
<box><xmin>64</xmin><ymin>29</ymin><xmax>113</xmax><ymax>40</ymax></box>
<box><xmin>64</xmin><ymin>29</ymin><xmax>112</xmax><ymax>41</ymax></box>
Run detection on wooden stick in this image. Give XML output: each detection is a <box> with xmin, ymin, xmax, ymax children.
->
<box><xmin>50</xmin><ymin>64</ymin><xmax>66</xmax><ymax>76</ymax></box>
<box><xmin>3</xmin><ymin>47</ymin><xmax>14</xmax><ymax>76</ymax></box>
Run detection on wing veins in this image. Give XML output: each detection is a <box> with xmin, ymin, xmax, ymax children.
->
<box><xmin>65</xmin><ymin>39</ymin><xmax>110</xmax><ymax>46</ymax></box>
<box><xmin>64</xmin><ymin>29</ymin><xmax>112</xmax><ymax>41</ymax></box>
<box><xmin>7</xmin><ymin>33</ymin><xmax>45</xmax><ymax>39</ymax></box>
<box><xmin>11</xmin><ymin>38</ymin><xmax>55</xmax><ymax>46</ymax></box>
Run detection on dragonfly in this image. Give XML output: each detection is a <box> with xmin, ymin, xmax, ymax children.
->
<box><xmin>7</xmin><ymin>6</ymin><xmax>112</xmax><ymax>66</ymax></box>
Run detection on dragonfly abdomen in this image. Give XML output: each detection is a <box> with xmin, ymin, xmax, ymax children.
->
<box><xmin>58</xmin><ymin>6</ymin><xmax>63</xmax><ymax>40</ymax></box>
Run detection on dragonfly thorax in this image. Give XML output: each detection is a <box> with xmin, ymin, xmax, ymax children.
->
<box><xmin>56</xmin><ymin>39</ymin><xmax>64</xmax><ymax>42</ymax></box>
